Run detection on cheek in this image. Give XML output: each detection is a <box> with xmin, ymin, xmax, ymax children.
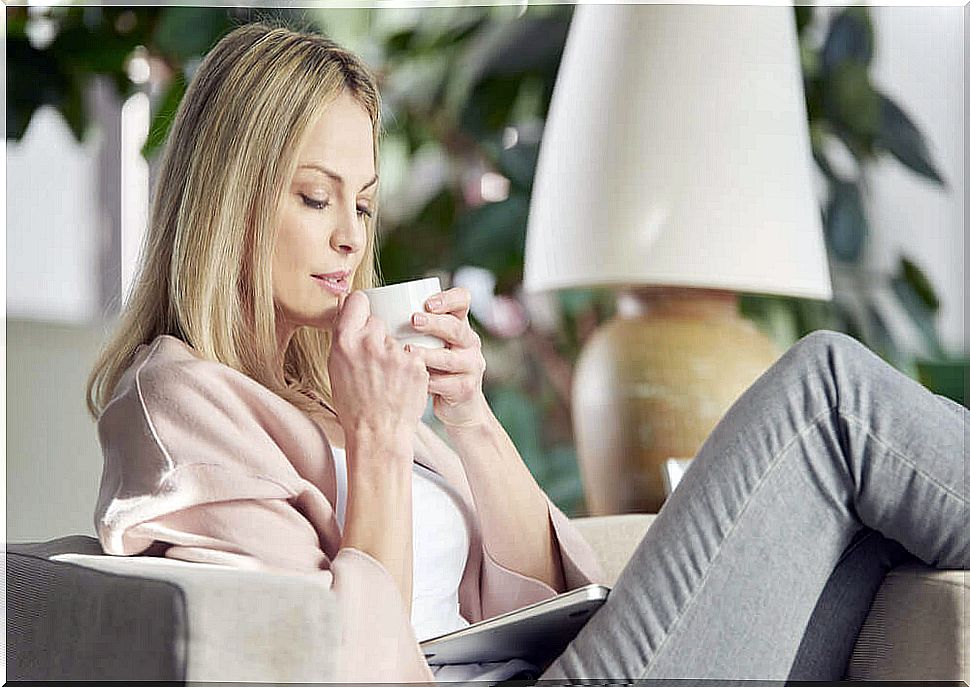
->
<box><xmin>271</xmin><ymin>215</ymin><xmax>313</xmax><ymax>297</ymax></box>
<box><xmin>273</xmin><ymin>213</ymin><xmax>314</xmax><ymax>269</ymax></box>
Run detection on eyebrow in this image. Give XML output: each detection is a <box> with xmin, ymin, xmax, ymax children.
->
<box><xmin>298</xmin><ymin>163</ymin><xmax>378</xmax><ymax>192</ymax></box>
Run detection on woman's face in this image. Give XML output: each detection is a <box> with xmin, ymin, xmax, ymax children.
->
<box><xmin>272</xmin><ymin>90</ymin><xmax>377</xmax><ymax>344</ymax></box>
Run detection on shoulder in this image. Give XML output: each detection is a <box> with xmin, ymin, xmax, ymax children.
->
<box><xmin>111</xmin><ymin>334</ymin><xmax>266</xmax><ymax>409</ymax></box>
<box><xmin>94</xmin><ymin>335</ymin><xmax>313</xmax><ymax>553</ymax></box>
<box><xmin>97</xmin><ymin>334</ymin><xmax>309</xmax><ymax>486</ymax></box>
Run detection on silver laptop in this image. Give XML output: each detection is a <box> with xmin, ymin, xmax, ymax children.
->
<box><xmin>419</xmin><ymin>583</ymin><xmax>610</xmax><ymax>668</ymax></box>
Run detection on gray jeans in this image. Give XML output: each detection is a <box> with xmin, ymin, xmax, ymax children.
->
<box><xmin>537</xmin><ymin>330</ymin><xmax>968</xmax><ymax>682</ymax></box>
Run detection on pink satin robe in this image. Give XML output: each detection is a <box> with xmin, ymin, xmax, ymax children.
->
<box><xmin>94</xmin><ymin>334</ymin><xmax>608</xmax><ymax>683</ymax></box>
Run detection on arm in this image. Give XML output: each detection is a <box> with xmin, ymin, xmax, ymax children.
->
<box><xmin>440</xmin><ymin>403</ymin><xmax>567</xmax><ymax>594</ymax></box>
<box><xmin>340</xmin><ymin>427</ymin><xmax>415</xmax><ymax>617</ymax></box>
<box><xmin>406</xmin><ymin>285</ymin><xmax>573</xmax><ymax>594</ymax></box>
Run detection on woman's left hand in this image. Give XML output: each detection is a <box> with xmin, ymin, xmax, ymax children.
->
<box><xmin>407</xmin><ymin>287</ymin><xmax>491</xmax><ymax>429</ymax></box>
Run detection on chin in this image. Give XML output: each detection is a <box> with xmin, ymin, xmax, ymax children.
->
<box><xmin>316</xmin><ymin>303</ymin><xmax>342</xmax><ymax>329</ymax></box>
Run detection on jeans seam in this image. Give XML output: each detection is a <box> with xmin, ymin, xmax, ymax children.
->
<box><xmin>637</xmin><ymin>406</ymin><xmax>835</xmax><ymax>681</ymax></box>
<box><xmin>839</xmin><ymin>412</ymin><xmax>968</xmax><ymax>506</ymax></box>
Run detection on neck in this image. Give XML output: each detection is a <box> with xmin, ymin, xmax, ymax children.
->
<box><xmin>276</xmin><ymin>322</ymin><xmax>295</xmax><ymax>382</ymax></box>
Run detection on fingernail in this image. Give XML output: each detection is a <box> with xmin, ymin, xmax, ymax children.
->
<box><xmin>413</xmin><ymin>313</ymin><xmax>427</xmax><ymax>326</ymax></box>
<box><xmin>426</xmin><ymin>297</ymin><xmax>441</xmax><ymax>311</ymax></box>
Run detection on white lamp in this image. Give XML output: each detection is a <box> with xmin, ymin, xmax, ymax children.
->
<box><xmin>523</xmin><ymin>4</ymin><xmax>833</xmax><ymax>515</ymax></box>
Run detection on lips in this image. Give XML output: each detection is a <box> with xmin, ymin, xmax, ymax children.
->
<box><xmin>312</xmin><ymin>270</ymin><xmax>350</xmax><ymax>280</ymax></box>
<box><xmin>312</xmin><ymin>271</ymin><xmax>350</xmax><ymax>294</ymax></box>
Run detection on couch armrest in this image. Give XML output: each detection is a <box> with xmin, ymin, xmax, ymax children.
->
<box><xmin>847</xmin><ymin>562</ymin><xmax>968</xmax><ymax>681</ymax></box>
<box><xmin>50</xmin><ymin>553</ymin><xmax>340</xmax><ymax>682</ymax></box>
<box><xmin>570</xmin><ymin>514</ymin><xmax>656</xmax><ymax>586</ymax></box>
<box><xmin>8</xmin><ymin>548</ymin><xmax>186</xmax><ymax>680</ymax></box>
<box><xmin>8</xmin><ymin>545</ymin><xmax>340</xmax><ymax>682</ymax></box>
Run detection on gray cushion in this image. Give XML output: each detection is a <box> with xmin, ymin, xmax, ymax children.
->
<box><xmin>572</xmin><ymin>513</ymin><xmax>655</xmax><ymax>585</ymax></box>
<box><xmin>47</xmin><ymin>551</ymin><xmax>340</xmax><ymax>682</ymax></box>
<box><xmin>8</xmin><ymin>534</ymin><xmax>341</xmax><ymax>682</ymax></box>
<box><xmin>7</xmin><ymin>536</ymin><xmax>185</xmax><ymax>681</ymax></box>
<box><xmin>847</xmin><ymin>563</ymin><xmax>968</xmax><ymax>680</ymax></box>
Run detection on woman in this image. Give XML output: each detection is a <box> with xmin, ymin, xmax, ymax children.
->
<box><xmin>86</xmin><ymin>20</ymin><xmax>967</xmax><ymax>685</ymax></box>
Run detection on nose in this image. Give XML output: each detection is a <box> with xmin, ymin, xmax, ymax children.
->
<box><xmin>330</xmin><ymin>202</ymin><xmax>367</xmax><ymax>256</ymax></box>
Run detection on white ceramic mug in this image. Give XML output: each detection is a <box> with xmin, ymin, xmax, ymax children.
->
<box><xmin>361</xmin><ymin>277</ymin><xmax>446</xmax><ymax>350</ymax></box>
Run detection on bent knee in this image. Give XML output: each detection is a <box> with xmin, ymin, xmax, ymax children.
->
<box><xmin>797</xmin><ymin>329</ymin><xmax>859</xmax><ymax>351</ymax></box>
<box><xmin>789</xmin><ymin>329</ymin><xmax>870</xmax><ymax>368</ymax></box>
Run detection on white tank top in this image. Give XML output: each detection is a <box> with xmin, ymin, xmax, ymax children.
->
<box><xmin>331</xmin><ymin>444</ymin><xmax>472</xmax><ymax>642</ymax></box>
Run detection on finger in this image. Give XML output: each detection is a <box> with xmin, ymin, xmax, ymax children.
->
<box><xmin>408</xmin><ymin>345</ymin><xmax>460</xmax><ymax>372</ymax></box>
<box><xmin>425</xmin><ymin>286</ymin><xmax>471</xmax><ymax>321</ymax></box>
<box><xmin>413</xmin><ymin>312</ymin><xmax>476</xmax><ymax>348</ymax></box>
<box><xmin>385</xmin><ymin>333</ymin><xmax>402</xmax><ymax>353</ymax></box>
<box><xmin>427</xmin><ymin>371</ymin><xmax>475</xmax><ymax>400</ymax></box>
<box><xmin>337</xmin><ymin>290</ymin><xmax>370</xmax><ymax>333</ymax></box>
<box><xmin>404</xmin><ymin>344</ymin><xmax>430</xmax><ymax>371</ymax></box>
<box><xmin>361</xmin><ymin>315</ymin><xmax>388</xmax><ymax>350</ymax></box>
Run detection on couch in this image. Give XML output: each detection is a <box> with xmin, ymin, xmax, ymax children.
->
<box><xmin>7</xmin><ymin>514</ymin><xmax>967</xmax><ymax>682</ymax></box>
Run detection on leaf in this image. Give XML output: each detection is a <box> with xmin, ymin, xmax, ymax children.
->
<box><xmin>411</xmin><ymin>13</ymin><xmax>488</xmax><ymax>55</ymax></box>
<box><xmin>454</xmin><ymin>194</ymin><xmax>529</xmax><ymax>273</ymax></box>
<box><xmin>152</xmin><ymin>7</ymin><xmax>231</xmax><ymax>63</ymax></box>
<box><xmin>804</xmin><ymin>77</ymin><xmax>824</xmax><ymax>124</ymax></box>
<box><xmin>899</xmin><ymin>255</ymin><xmax>940</xmax><ymax>312</ymax></box>
<box><xmin>794</xmin><ymin>5</ymin><xmax>814</xmax><ymax>37</ymax></box>
<box><xmin>52</xmin><ymin>23</ymin><xmax>134</xmax><ymax>74</ymax></box>
<box><xmin>738</xmin><ymin>294</ymin><xmax>799</xmax><ymax>350</ymax></box>
<box><xmin>7</xmin><ymin>35</ymin><xmax>57</xmax><ymax>140</ymax></box>
<box><xmin>142</xmin><ymin>72</ymin><xmax>187</xmax><ymax>160</ymax></box>
<box><xmin>863</xmin><ymin>302</ymin><xmax>903</xmax><ymax>369</ymax></box>
<box><xmin>7</xmin><ymin>7</ymin><xmax>29</xmax><ymax>38</ymax></box>
<box><xmin>379</xmin><ymin>190</ymin><xmax>458</xmax><ymax>283</ymax></box>
<box><xmin>445</xmin><ymin>13</ymin><xmax>569</xmax><ymax>125</ymax></box>
<box><xmin>459</xmin><ymin>74</ymin><xmax>523</xmax><ymax>137</ymax></box>
<box><xmin>58</xmin><ymin>77</ymin><xmax>90</xmax><ymax>144</ymax></box>
<box><xmin>821</xmin><ymin>7</ymin><xmax>874</xmax><ymax>72</ymax></box>
<box><xmin>800</xmin><ymin>41</ymin><xmax>821</xmax><ymax>81</ymax></box>
<box><xmin>812</xmin><ymin>146</ymin><xmax>838</xmax><ymax>183</ymax></box>
<box><xmin>826</xmin><ymin>62</ymin><xmax>879</xmax><ymax>138</ymax></box>
<box><xmin>475</xmin><ymin>15</ymin><xmax>570</xmax><ymax>78</ymax></box>
<box><xmin>793</xmin><ymin>299</ymin><xmax>837</xmax><ymax>339</ymax></box>
<box><xmin>495</xmin><ymin>139</ymin><xmax>540</xmax><ymax>192</ymax></box>
<box><xmin>384</xmin><ymin>28</ymin><xmax>416</xmax><ymax>57</ymax></box>
<box><xmin>915</xmin><ymin>359</ymin><xmax>967</xmax><ymax>404</ymax></box>
<box><xmin>832</xmin><ymin>299</ymin><xmax>865</xmax><ymax>343</ymax></box>
<box><xmin>824</xmin><ymin>182</ymin><xmax>868</xmax><ymax>263</ymax></box>
<box><xmin>876</xmin><ymin>93</ymin><xmax>946</xmax><ymax>187</ymax></box>
<box><xmin>890</xmin><ymin>274</ymin><xmax>946</xmax><ymax>360</ymax></box>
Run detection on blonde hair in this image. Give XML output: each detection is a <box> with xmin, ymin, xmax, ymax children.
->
<box><xmin>85</xmin><ymin>19</ymin><xmax>384</xmax><ymax>422</ymax></box>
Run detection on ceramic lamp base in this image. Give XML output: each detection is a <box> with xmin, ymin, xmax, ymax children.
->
<box><xmin>571</xmin><ymin>286</ymin><xmax>782</xmax><ymax>515</ymax></box>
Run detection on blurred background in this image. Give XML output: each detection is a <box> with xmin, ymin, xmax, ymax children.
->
<box><xmin>6</xmin><ymin>3</ymin><xmax>966</xmax><ymax>542</ymax></box>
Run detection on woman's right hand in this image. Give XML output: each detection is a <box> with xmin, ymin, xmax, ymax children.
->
<box><xmin>327</xmin><ymin>290</ymin><xmax>430</xmax><ymax>453</ymax></box>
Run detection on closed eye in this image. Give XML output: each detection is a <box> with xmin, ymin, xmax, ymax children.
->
<box><xmin>300</xmin><ymin>193</ymin><xmax>372</xmax><ymax>219</ymax></box>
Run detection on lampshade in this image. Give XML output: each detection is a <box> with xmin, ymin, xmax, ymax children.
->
<box><xmin>523</xmin><ymin>4</ymin><xmax>832</xmax><ymax>300</ymax></box>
